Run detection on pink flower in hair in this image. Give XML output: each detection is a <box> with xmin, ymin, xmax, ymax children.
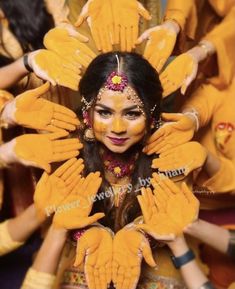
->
<box><xmin>105</xmin><ymin>71</ymin><xmax>128</xmax><ymax>92</ymax></box>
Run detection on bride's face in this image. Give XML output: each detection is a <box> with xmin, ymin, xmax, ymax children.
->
<box><xmin>92</xmin><ymin>88</ymin><xmax>146</xmax><ymax>153</ymax></box>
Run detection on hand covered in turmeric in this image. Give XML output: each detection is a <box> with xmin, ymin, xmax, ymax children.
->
<box><xmin>75</xmin><ymin>0</ymin><xmax>114</xmax><ymax>52</ymax></box>
<box><xmin>2</xmin><ymin>82</ymin><xmax>79</xmax><ymax>132</ymax></box>
<box><xmin>29</xmin><ymin>49</ymin><xmax>81</xmax><ymax>90</ymax></box>
<box><xmin>13</xmin><ymin>131</ymin><xmax>82</xmax><ymax>172</ymax></box>
<box><xmin>149</xmin><ymin>173</ymin><xmax>199</xmax><ymax>235</ymax></box>
<box><xmin>152</xmin><ymin>142</ymin><xmax>207</xmax><ymax>176</ymax></box>
<box><xmin>160</xmin><ymin>53</ymin><xmax>198</xmax><ymax>97</ymax></box>
<box><xmin>137</xmin><ymin>20</ymin><xmax>179</xmax><ymax>71</ymax></box>
<box><xmin>43</xmin><ymin>27</ymin><xmax>96</xmax><ymax>68</ymax></box>
<box><xmin>112</xmin><ymin>227</ymin><xmax>156</xmax><ymax>289</ymax></box>
<box><xmin>34</xmin><ymin>158</ymin><xmax>84</xmax><ymax>221</ymax></box>
<box><xmin>112</xmin><ymin>0</ymin><xmax>151</xmax><ymax>51</ymax></box>
<box><xmin>53</xmin><ymin>172</ymin><xmax>104</xmax><ymax>229</ymax></box>
<box><xmin>143</xmin><ymin>113</ymin><xmax>196</xmax><ymax>154</ymax></box>
<box><xmin>74</xmin><ymin>227</ymin><xmax>113</xmax><ymax>289</ymax></box>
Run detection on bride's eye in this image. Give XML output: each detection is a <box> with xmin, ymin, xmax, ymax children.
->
<box><xmin>96</xmin><ymin>109</ymin><xmax>112</xmax><ymax>118</ymax></box>
<box><xmin>125</xmin><ymin>111</ymin><xmax>142</xmax><ymax>119</ymax></box>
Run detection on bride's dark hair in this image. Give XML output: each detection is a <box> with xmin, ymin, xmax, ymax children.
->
<box><xmin>0</xmin><ymin>0</ymin><xmax>54</xmax><ymax>59</ymax></box>
<box><xmin>78</xmin><ymin>52</ymin><xmax>162</xmax><ymax>231</ymax></box>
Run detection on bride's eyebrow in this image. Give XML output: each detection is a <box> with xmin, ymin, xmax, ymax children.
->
<box><xmin>95</xmin><ymin>103</ymin><xmax>140</xmax><ymax>112</ymax></box>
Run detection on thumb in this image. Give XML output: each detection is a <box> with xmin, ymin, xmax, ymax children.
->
<box><xmin>75</xmin><ymin>3</ymin><xmax>89</xmax><ymax>27</ymax></box>
<box><xmin>32</xmin><ymin>82</ymin><xmax>50</xmax><ymax>97</ymax></box>
<box><xmin>142</xmin><ymin>238</ymin><xmax>157</xmax><ymax>267</ymax></box>
<box><xmin>136</xmin><ymin>31</ymin><xmax>149</xmax><ymax>45</ymax></box>
<box><xmin>161</xmin><ymin>112</ymin><xmax>182</xmax><ymax>122</ymax></box>
<box><xmin>83</xmin><ymin>213</ymin><xmax>105</xmax><ymax>226</ymax></box>
<box><xmin>48</xmin><ymin>131</ymin><xmax>69</xmax><ymax>140</ymax></box>
<box><xmin>137</xmin><ymin>2</ymin><xmax>151</xmax><ymax>20</ymax></box>
<box><xmin>74</xmin><ymin>238</ymin><xmax>87</xmax><ymax>267</ymax></box>
<box><xmin>38</xmin><ymin>162</ymin><xmax>51</xmax><ymax>174</ymax></box>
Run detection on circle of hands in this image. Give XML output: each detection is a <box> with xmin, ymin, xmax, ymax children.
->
<box><xmin>31</xmin><ymin>150</ymin><xmax>199</xmax><ymax>289</ymax></box>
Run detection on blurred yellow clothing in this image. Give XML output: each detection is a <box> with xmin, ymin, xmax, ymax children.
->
<box><xmin>183</xmin><ymin>80</ymin><xmax>235</xmax><ymax>208</ymax></box>
<box><xmin>164</xmin><ymin>0</ymin><xmax>235</xmax><ymax>88</ymax></box>
<box><xmin>21</xmin><ymin>268</ymin><xmax>55</xmax><ymax>289</ymax></box>
<box><xmin>0</xmin><ymin>220</ymin><xmax>24</xmax><ymax>256</ymax></box>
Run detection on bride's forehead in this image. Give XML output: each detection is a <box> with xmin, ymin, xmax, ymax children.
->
<box><xmin>96</xmin><ymin>91</ymin><xmax>137</xmax><ymax>108</ymax></box>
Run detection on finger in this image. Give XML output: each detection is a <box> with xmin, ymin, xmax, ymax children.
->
<box><xmin>120</xmin><ymin>26</ymin><xmax>126</xmax><ymax>51</ymax></box>
<box><xmin>74</xmin><ymin>239</ymin><xmax>86</xmax><ymax>267</ymax></box>
<box><xmin>53</xmin><ymin>138</ymin><xmax>82</xmax><ymax>148</ymax></box>
<box><xmin>136</xmin><ymin>31</ymin><xmax>149</xmax><ymax>45</ymax></box>
<box><xmin>112</xmin><ymin>260</ymin><xmax>119</xmax><ymax>284</ymax></box>
<box><xmin>91</xmin><ymin>27</ymin><xmax>102</xmax><ymax>51</ymax></box>
<box><xmin>47</xmin><ymin>131</ymin><xmax>69</xmax><ymax>140</ymax></box>
<box><xmin>53</xmin><ymin>142</ymin><xmax>82</xmax><ymax>153</ymax></box>
<box><xmin>75</xmin><ymin>3</ymin><xmax>89</xmax><ymax>27</ymax></box>
<box><xmin>181</xmin><ymin>182</ymin><xmax>197</xmax><ymax>204</ymax></box>
<box><xmin>83</xmin><ymin>213</ymin><xmax>105</xmax><ymax>226</ymax></box>
<box><xmin>26</xmin><ymin>82</ymin><xmax>50</xmax><ymax>99</ymax></box>
<box><xmin>126</xmin><ymin>27</ymin><xmax>132</xmax><ymax>52</ymax></box>
<box><xmin>65</xmin><ymin>163</ymin><xmax>85</xmax><ymax>185</ymax></box>
<box><xmin>50</xmin><ymin>119</ymin><xmax>77</xmax><ymax>131</ymax></box>
<box><xmin>137</xmin><ymin>2</ymin><xmax>151</xmax><ymax>20</ymax></box>
<box><xmin>142</xmin><ymin>240</ymin><xmax>156</xmax><ymax>267</ymax></box>
<box><xmin>53</xmin><ymin>158</ymin><xmax>77</xmax><ymax>177</ymax></box>
<box><xmin>67</xmin><ymin>174</ymin><xmax>82</xmax><ymax>194</ymax></box>
<box><xmin>137</xmin><ymin>196</ymin><xmax>148</xmax><ymax>221</ymax></box>
<box><xmin>52</xmin><ymin>150</ymin><xmax>80</xmax><ymax>161</ymax></box>
<box><xmin>61</xmin><ymin>159</ymin><xmax>84</xmax><ymax>181</ymax></box>
<box><xmin>113</xmin><ymin>24</ymin><xmax>120</xmax><ymax>45</ymax></box>
<box><xmin>53</xmin><ymin>112</ymin><xmax>79</xmax><ymax>126</ymax></box>
<box><xmin>85</xmin><ymin>266</ymin><xmax>96</xmax><ymax>289</ymax></box>
<box><xmin>132</xmin><ymin>24</ymin><xmax>138</xmax><ymax>49</ymax></box>
<box><xmin>53</xmin><ymin>103</ymin><xmax>78</xmax><ymax>119</ymax></box>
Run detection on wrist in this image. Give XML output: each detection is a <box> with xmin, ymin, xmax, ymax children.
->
<box><xmin>187</xmin><ymin>46</ymin><xmax>207</xmax><ymax>63</ymax></box>
<box><xmin>23</xmin><ymin>54</ymin><xmax>34</xmax><ymax>73</ymax></box>
<box><xmin>0</xmin><ymin>139</ymin><xmax>16</xmax><ymax>165</ymax></box>
<box><xmin>0</xmin><ymin>100</ymin><xmax>17</xmax><ymax>126</ymax></box>
<box><xmin>162</xmin><ymin>19</ymin><xmax>180</xmax><ymax>34</ymax></box>
<box><xmin>168</xmin><ymin>235</ymin><xmax>189</xmax><ymax>256</ymax></box>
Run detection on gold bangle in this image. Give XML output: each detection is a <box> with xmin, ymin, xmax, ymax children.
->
<box><xmin>198</xmin><ymin>42</ymin><xmax>213</xmax><ymax>58</ymax></box>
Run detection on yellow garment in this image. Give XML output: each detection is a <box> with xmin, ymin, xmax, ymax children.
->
<box><xmin>21</xmin><ymin>268</ymin><xmax>55</xmax><ymax>289</ymax></box>
<box><xmin>182</xmin><ymin>81</ymin><xmax>235</xmax><ymax>206</ymax></box>
<box><xmin>164</xmin><ymin>0</ymin><xmax>235</xmax><ymax>88</ymax></box>
<box><xmin>0</xmin><ymin>220</ymin><xmax>24</xmax><ymax>256</ymax></box>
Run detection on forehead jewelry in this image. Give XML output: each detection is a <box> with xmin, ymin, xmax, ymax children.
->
<box><xmin>97</xmin><ymin>54</ymin><xmax>146</xmax><ymax>115</ymax></box>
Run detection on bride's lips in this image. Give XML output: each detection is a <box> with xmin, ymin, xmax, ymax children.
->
<box><xmin>107</xmin><ymin>136</ymin><xmax>129</xmax><ymax>145</ymax></box>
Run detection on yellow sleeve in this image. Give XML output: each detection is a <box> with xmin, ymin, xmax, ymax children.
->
<box><xmin>208</xmin><ymin>0</ymin><xmax>235</xmax><ymax>17</ymax></box>
<box><xmin>21</xmin><ymin>268</ymin><xmax>56</xmax><ymax>289</ymax></box>
<box><xmin>0</xmin><ymin>220</ymin><xmax>24</xmax><ymax>256</ymax></box>
<box><xmin>203</xmin><ymin>6</ymin><xmax>235</xmax><ymax>88</ymax></box>
<box><xmin>163</xmin><ymin>0</ymin><xmax>197</xmax><ymax>40</ymax></box>
<box><xmin>45</xmin><ymin>0</ymin><xmax>70</xmax><ymax>26</ymax></box>
<box><xmin>182</xmin><ymin>84</ymin><xmax>221</xmax><ymax>128</ymax></box>
<box><xmin>202</xmin><ymin>156</ymin><xmax>235</xmax><ymax>193</ymax></box>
